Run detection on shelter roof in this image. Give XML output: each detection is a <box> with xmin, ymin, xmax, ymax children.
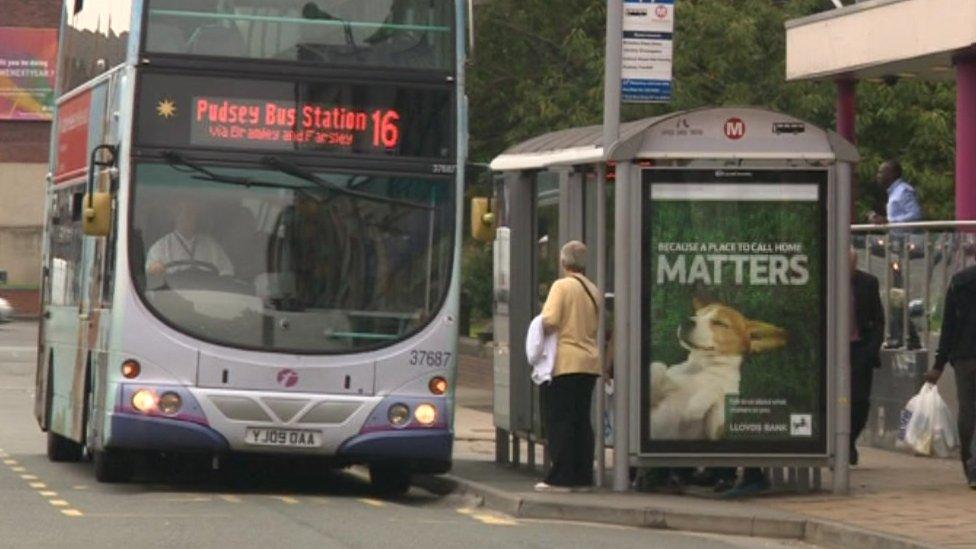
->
<box><xmin>490</xmin><ymin>107</ymin><xmax>859</xmax><ymax>172</ymax></box>
<box><xmin>785</xmin><ymin>0</ymin><xmax>972</xmax><ymax>82</ymax></box>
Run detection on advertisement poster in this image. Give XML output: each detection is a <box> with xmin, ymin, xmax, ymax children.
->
<box><xmin>0</xmin><ymin>27</ymin><xmax>58</xmax><ymax>121</ymax></box>
<box><xmin>641</xmin><ymin>169</ymin><xmax>828</xmax><ymax>455</ymax></box>
<box><xmin>622</xmin><ymin>0</ymin><xmax>674</xmax><ymax>103</ymax></box>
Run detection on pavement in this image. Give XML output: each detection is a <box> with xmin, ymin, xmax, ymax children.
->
<box><xmin>443</xmin><ymin>343</ymin><xmax>976</xmax><ymax>549</ymax></box>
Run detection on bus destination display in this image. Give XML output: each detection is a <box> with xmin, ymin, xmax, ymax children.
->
<box><xmin>137</xmin><ymin>73</ymin><xmax>453</xmax><ymax>159</ymax></box>
<box><xmin>191</xmin><ymin>97</ymin><xmax>401</xmax><ymax>150</ymax></box>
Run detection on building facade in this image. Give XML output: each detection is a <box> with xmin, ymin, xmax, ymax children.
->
<box><xmin>0</xmin><ymin>0</ymin><xmax>62</xmax><ymax>315</ymax></box>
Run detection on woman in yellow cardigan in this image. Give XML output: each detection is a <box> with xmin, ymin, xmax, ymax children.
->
<box><xmin>535</xmin><ymin>241</ymin><xmax>601</xmax><ymax>492</ymax></box>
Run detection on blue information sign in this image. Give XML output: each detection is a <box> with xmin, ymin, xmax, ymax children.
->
<box><xmin>621</xmin><ymin>0</ymin><xmax>674</xmax><ymax>103</ymax></box>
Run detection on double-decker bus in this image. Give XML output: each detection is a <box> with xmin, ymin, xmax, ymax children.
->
<box><xmin>35</xmin><ymin>0</ymin><xmax>467</xmax><ymax>492</ymax></box>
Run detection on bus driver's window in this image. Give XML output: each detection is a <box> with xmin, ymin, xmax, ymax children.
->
<box><xmin>146</xmin><ymin>200</ymin><xmax>234</xmax><ymax>278</ymax></box>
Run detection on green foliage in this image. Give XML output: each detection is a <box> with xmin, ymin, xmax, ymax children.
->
<box><xmin>461</xmin><ymin>240</ymin><xmax>494</xmax><ymax>326</ymax></box>
<box><xmin>462</xmin><ymin>0</ymin><xmax>959</xmax><ymax>334</ymax></box>
<box><xmin>854</xmin><ymin>81</ymin><xmax>956</xmax><ymax>220</ymax></box>
<box><xmin>468</xmin><ymin>0</ymin><xmax>958</xmax><ymax>218</ymax></box>
<box><xmin>469</xmin><ymin>0</ymin><xmax>607</xmax><ymax>159</ymax></box>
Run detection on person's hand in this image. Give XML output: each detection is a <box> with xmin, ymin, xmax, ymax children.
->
<box><xmin>147</xmin><ymin>261</ymin><xmax>165</xmax><ymax>275</ymax></box>
<box><xmin>868</xmin><ymin>211</ymin><xmax>886</xmax><ymax>225</ymax></box>
<box><xmin>923</xmin><ymin>369</ymin><xmax>942</xmax><ymax>385</ymax></box>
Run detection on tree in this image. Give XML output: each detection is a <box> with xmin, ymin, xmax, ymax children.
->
<box><xmin>469</xmin><ymin>0</ymin><xmax>957</xmax><ymax>219</ymax></box>
<box><xmin>462</xmin><ymin>0</ymin><xmax>958</xmax><ymax>324</ymax></box>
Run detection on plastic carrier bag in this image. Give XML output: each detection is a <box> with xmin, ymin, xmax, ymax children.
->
<box><xmin>899</xmin><ymin>383</ymin><xmax>959</xmax><ymax>457</ymax></box>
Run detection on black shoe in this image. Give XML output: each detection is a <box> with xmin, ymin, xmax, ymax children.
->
<box><xmin>849</xmin><ymin>447</ymin><xmax>859</xmax><ymax>467</ymax></box>
<box><xmin>720</xmin><ymin>476</ymin><xmax>770</xmax><ymax>499</ymax></box>
<box><xmin>689</xmin><ymin>469</ymin><xmax>720</xmax><ymax>487</ymax></box>
<box><xmin>634</xmin><ymin>468</ymin><xmax>668</xmax><ymax>492</ymax></box>
<box><xmin>639</xmin><ymin>472</ymin><xmax>685</xmax><ymax>495</ymax></box>
<box><xmin>713</xmin><ymin>478</ymin><xmax>735</xmax><ymax>493</ymax></box>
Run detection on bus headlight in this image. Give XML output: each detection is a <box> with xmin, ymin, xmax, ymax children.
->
<box><xmin>131</xmin><ymin>389</ymin><xmax>157</xmax><ymax>413</ymax></box>
<box><xmin>157</xmin><ymin>392</ymin><xmax>183</xmax><ymax>415</ymax></box>
<box><xmin>388</xmin><ymin>403</ymin><xmax>410</xmax><ymax>426</ymax></box>
<box><xmin>414</xmin><ymin>404</ymin><xmax>437</xmax><ymax>426</ymax></box>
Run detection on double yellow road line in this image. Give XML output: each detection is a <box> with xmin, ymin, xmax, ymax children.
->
<box><xmin>0</xmin><ymin>448</ymin><xmax>83</xmax><ymax>517</ymax></box>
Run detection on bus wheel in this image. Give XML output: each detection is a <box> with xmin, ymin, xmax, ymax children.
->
<box><xmin>368</xmin><ymin>463</ymin><xmax>411</xmax><ymax>496</ymax></box>
<box><xmin>93</xmin><ymin>449</ymin><xmax>132</xmax><ymax>483</ymax></box>
<box><xmin>47</xmin><ymin>432</ymin><xmax>83</xmax><ymax>462</ymax></box>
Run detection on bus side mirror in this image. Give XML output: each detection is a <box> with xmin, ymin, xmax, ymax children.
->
<box><xmin>83</xmin><ymin>144</ymin><xmax>118</xmax><ymax>237</ymax></box>
<box><xmin>82</xmin><ymin>192</ymin><xmax>112</xmax><ymax>236</ymax></box>
<box><xmin>470</xmin><ymin>197</ymin><xmax>494</xmax><ymax>243</ymax></box>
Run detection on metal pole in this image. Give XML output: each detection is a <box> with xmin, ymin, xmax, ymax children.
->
<box><xmin>603</xmin><ymin>0</ymin><xmax>623</xmax><ymax>152</ymax></box>
<box><xmin>955</xmin><ymin>55</ymin><xmax>976</xmax><ymax>222</ymax></box>
<box><xmin>923</xmin><ymin>234</ymin><xmax>931</xmax><ymax>349</ymax></box>
<box><xmin>603</xmin><ymin>0</ymin><xmax>628</xmax><ymax>493</ymax></box>
<box><xmin>834</xmin><ymin>163</ymin><xmax>853</xmax><ymax>495</ymax></box>
<box><xmin>884</xmin><ymin>235</ymin><xmax>893</xmax><ymax>343</ymax></box>
<box><xmin>613</xmin><ymin>162</ymin><xmax>632</xmax><ymax>492</ymax></box>
<box><xmin>901</xmin><ymin>244</ymin><xmax>909</xmax><ymax>348</ymax></box>
<box><xmin>836</xmin><ymin>78</ymin><xmax>856</xmax><ymax>223</ymax></box>
<box><xmin>595</xmin><ymin>165</ymin><xmax>607</xmax><ymax>487</ymax></box>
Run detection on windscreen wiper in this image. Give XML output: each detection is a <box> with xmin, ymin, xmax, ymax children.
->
<box><xmin>161</xmin><ymin>151</ymin><xmax>321</xmax><ymax>200</ymax></box>
<box><xmin>260</xmin><ymin>156</ymin><xmax>433</xmax><ymax>211</ymax></box>
<box><xmin>302</xmin><ymin>2</ymin><xmax>361</xmax><ymax>56</ymax></box>
<box><xmin>163</xmin><ymin>151</ymin><xmax>253</xmax><ymax>185</ymax></box>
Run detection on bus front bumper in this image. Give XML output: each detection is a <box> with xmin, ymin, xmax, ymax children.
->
<box><xmin>337</xmin><ymin>429</ymin><xmax>453</xmax><ymax>473</ymax></box>
<box><xmin>108</xmin><ymin>384</ymin><xmax>452</xmax><ymax>469</ymax></box>
<box><xmin>108</xmin><ymin>413</ymin><xmax>230</xmax><ymax>453</ymax></box>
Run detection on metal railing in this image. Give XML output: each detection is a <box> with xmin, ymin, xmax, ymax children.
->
<box><xmin>852</xmin><ymin>221</ymin><xmax>976</xmax><ymax>451</ymax></box>
<box><xmin>852</xmin><ymin>221</ymin><xmax>976</xmax><ymax>352</ymax></box>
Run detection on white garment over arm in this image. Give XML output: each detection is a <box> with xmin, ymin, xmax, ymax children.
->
<box><xmin>146</xmin><ymin>232</ymin><xmax>234</xmax><ymax>276</ymax></box>
<box><xmin>526</xmin><ymin>315</ymin><xmax>557</xmax><ymax>385</ymax></box>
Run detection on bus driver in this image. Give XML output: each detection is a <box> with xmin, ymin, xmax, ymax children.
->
<box><xmin>146</xmin><ymin>200</ymin><xmax>235</xmax><ymax>277</ymax></box>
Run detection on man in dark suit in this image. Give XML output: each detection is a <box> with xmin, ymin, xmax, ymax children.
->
<box><xmin>850</xmin><ymin>248</ymin><xmax>885</xmax><ymax>466</ymax></box>
<box><xmin>924</xmin><ymin>262</ymin><xmax>976</xmax><ymax>489</ymax></box>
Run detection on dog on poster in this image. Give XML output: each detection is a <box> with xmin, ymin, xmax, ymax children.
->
<box><xmin>649</xmin><ymin>297</ymin><xmax>788</xmax><ymax>440</ymax></box>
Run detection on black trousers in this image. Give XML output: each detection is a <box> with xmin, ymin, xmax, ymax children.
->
<box><xmin>850</xmin><ymin>343</ymin><xmax>875</xmax><ymax>448</ymax></box>
<box><xmin>543</xmin><ymin>373</ymin><xmax>597</xmax><ymax>487</ymax></box>
<box><xmin>889</xmin><ymin>263</ymin><xmax>921</xmax><ymax>347</ymax></box>
<box><xmin>953</xmin><ymin>359</ymin><xmax>976</xmax><ymax>475</ymax></box>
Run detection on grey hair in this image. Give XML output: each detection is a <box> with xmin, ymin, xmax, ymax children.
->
<box><xmin>560</xmin><ymin>240</ymin><xmax>588</xmax><ymax>273</ymax></box>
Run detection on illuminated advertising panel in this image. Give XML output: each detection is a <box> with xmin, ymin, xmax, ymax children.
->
<box><xmin>641</xmin><ymin>169</ymin><xmax>828</xmax><ymax>456</ymax></box>
<box><xmin>0</xmin><ymin>27</ymin><xmax>58</xmax><ymax>121</ymax></box>
<box><xmin>136</xmin><ymin>73</ymin><xmax>453</xmax><ymax>160</ymax></box>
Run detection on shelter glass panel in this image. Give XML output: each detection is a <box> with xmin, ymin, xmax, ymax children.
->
<box><xmin>535</xmin><ymin>173</ymin><xmax>559</xmax><ymax>311</ymax></box>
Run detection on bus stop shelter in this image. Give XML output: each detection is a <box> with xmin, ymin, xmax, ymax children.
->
<box><xmin>488</xmin><ymin>106</ymin><xmax>861</xmax><ymax>493</ymax></box>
